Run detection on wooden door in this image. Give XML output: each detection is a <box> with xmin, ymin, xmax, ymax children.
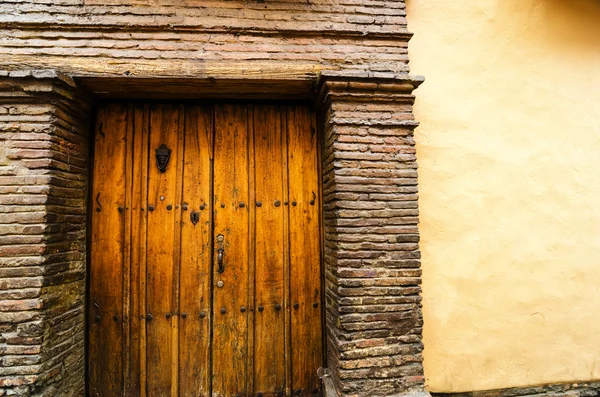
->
<box><xmin>88</xmin><ymin>103</ymin><xmax>323</xmax><ymax>397</ymax></box>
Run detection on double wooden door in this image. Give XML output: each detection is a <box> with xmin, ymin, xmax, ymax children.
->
<box><xmin>88</xmin><ymin>103</ymin><xmax>323</xmax><ymax>397</ymax></box>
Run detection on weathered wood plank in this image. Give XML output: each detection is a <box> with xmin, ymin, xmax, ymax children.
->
<box><xmin>127</xmin><ymin>104</ymin><xmax>150</xmax><ymax>397</ymax></box>
<box><xmin>89</xmin><ymin>102</ymin><xmax>322</xmax><ymax>397</ymax></box>
<box><xmin>288</xmin><ymin>105</ymin><xmax>323</xmax><ymax>395</ymax></box>
<box><xmin>212</xmin><ymin>104</ymin><xmax>250</xmax><ymax>397</ymax></box>
<box><xmin>146</xmin><ymin>104</ymin><xmax>181</xmax><ymax>397</ymax></box>
<box><xmin>253</xmin><ymin>105</ymin><xmax>286</xmax><ymax>396</ymax></box>
<box><xmin>179</xmin><ymin>105</ymin><xmax>213</xmax><ymax>397</ymax></box>
<box><xmin>89</xmin><ymin>103</ymin><xmax>127</xmax><ymax>397</ymax></box>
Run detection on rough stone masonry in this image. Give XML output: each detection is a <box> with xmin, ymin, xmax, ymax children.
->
<box><xmin>0</xmin><ymin>1</ymin><xmax>426</xmax><ymax>396</ymax></box>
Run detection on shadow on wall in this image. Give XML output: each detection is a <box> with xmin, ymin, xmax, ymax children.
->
<box><xmin>404</xmin><ymin>0</ymin><xmax>600</xmax><ymax>55</ymax></box>
<box><xmin>511</xmin><ymin>0</ymin><xmax>600</xmax><ymax>51</ymax></box>
<box><xmin>544</xmin><ymin>0</ymin><xmax>600</xmax><ymax>30</ymax></box>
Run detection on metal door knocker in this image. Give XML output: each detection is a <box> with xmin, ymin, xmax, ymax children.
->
<box><xmin>216</xmin><ymin>234</ymin><xmax>225</xmax><ymax>274</ymax></box>
<box><xmin>155</xmin><ymin>144</ymin><xmax>171</xmax><ymax>173</ymax></box>
<box><xmin>217</xmin><ymin>247</ymin><xmax>225</xmax><ymax>273</ymax></box>
<box><xmin>190</xmin><ymin>211</ymin><xmax>200</xmax><ymax>225</ymax></box>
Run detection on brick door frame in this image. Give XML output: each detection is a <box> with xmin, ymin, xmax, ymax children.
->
<box><xmin>0</xmin><ymin>69</ymin><xmax>425</xmax><ymax>397</ymax></box>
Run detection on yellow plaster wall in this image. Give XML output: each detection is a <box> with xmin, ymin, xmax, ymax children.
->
<box><xmin>406</xmin><ymin>0</ymin><xmax>600</xmax><ymax>392</ymax></box>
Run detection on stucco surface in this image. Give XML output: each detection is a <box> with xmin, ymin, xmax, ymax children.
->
<box><xmin>406</xmin><ymin>0</ymin><xmax>600</xmax><ymax>392</ymax></box>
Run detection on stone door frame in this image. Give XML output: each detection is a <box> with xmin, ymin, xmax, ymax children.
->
<box><xmin>0</xmin><ymin>69</ymin><xmax>425</xmax><ymax>397</ymax></box>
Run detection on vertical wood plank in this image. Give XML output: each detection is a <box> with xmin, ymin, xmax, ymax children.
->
<box><xmin>89</xmin><ymin>102</ymin><xmax>322</xmax><ymax>397</ymax></box>
<box><xmin>253</xmin><ymin>105</ymin><xmax>286</xmax><ymax>396</ymax></box>
<box><xmin>146</xmin><ymin>104</ymin><xmax>181</xmax><ymax>397</ymax></box>
<box><xmin>89</xmin><ymin>103</ymin><xmax>127</xmax><ymax>397</ymax></box>
<box><xmin>288</xmin><ymin>106</ymin><xmax>323</xmax><ymax>395</ymax></box>
<box><xmin>281</xmin><ymin>109</ymin><xmax>292</xmax><ymax>397</ymax></box>
<box><xmin>179</xmin><ymin>105</ymin><xmax>213</xmax><ymax>397</ymax></box>
<box><xmin>246</xmin><ymin>106</ymin><xmax>256</xmax><ymax>397</ymax></box>
<box><xmin>122</xmin><ymin>103</ymin><xmax>133</xmax><ymax>397</ymax></box>
<box><xmin>212</xmin><ymin>104</ymin><xmax>250</xmax><ymax>397</ymax></box>
<box><xmin>127</xmin><ymin>104</ymin><xmax>150</xmax><ymax>397</ymax></box>
<box><xmin>171</xmin><ymin>105</ymin><xmax>185</xmax><ymax>397</ymax></box>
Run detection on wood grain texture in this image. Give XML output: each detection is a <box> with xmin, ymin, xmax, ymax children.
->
<box><xmin>89</xmin><ymin>103</ymin><xmax>127</xmax><ymax>397</ymax></box>
<box><xmin>146</xmin><ymin>104</ymin><xmax>181</xmax><ymax>396</ymax></box>
<box><xmin>77</xmin><ymin>77</ymin><xmax>316</xmax><ymax>101</ymax></box>
<box><xmin>171</xmin><ymin>104</ymin><xmax>185</xmax><ymax>397</ymax></box>
<box><xmin>288</xmin><ymin>106</ymin><xmax>323</xmax><ymax>395</ymax></box>
<box><xmin>179</xmin><ymin>105</ymin><xmax>212</xmax><ymax>397</ymax></box>
<box><xmin>253</xmin><ymin>105</ymin><xmax>287</xmax><ymax>396</ymax></box>
<box><xmin>122</xmin><ymin>103</ymin><xmax>134</xmax><ymax>397</ymax></box>
<box><xmin>127</xmin><ymin>104</ymin><xmax>150</xmax><ymax>397</ymax></box>
<box><xmin>212</xmin><ymin>104</ymin><xmax>250</xmax><ymax>397</ymax></box>
<box><xmin>89</xmin><ymin>102</ymin><xmax>322</xmax><ymax>397</ymax></box>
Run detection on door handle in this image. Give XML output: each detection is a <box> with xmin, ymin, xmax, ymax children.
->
<box><xmin>217</xmin><ymin>247</ymin><xmax>225</xmax><ymax>273</ymax></box>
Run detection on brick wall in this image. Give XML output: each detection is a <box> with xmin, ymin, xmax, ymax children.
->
<box><xmin>0</xmin><ymin>0</ymin><xmax>411</xmax><ymax>79</ymax></box>
<box><xmin>318</xmin><ymin>73</ymin><xmax>425</xmax><ymax>397</ymax></box>
<box><xmin>0</xmin><ymin>71</ymin><xmax>90</xmax><ymax>396</ymax></box>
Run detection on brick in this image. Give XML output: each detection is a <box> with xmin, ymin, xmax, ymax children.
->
<box><xmin>0</xmin><ymin>75</ymin><xmax>89</xmax><ymax>396</ymax></box>
<box><xmin>0</xmin><ymin>299</ymin><xmax>43</xmax><ymax>312</ymax></box>
<box><xmin>317</xmin><ymin>74</ymin><xmax>425</xmax><ymax>396</ymax></box>
<box><xmin>0</xmin><ymin>375</ymin><xmax>37</xmax><ymax>387</ymax></box>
